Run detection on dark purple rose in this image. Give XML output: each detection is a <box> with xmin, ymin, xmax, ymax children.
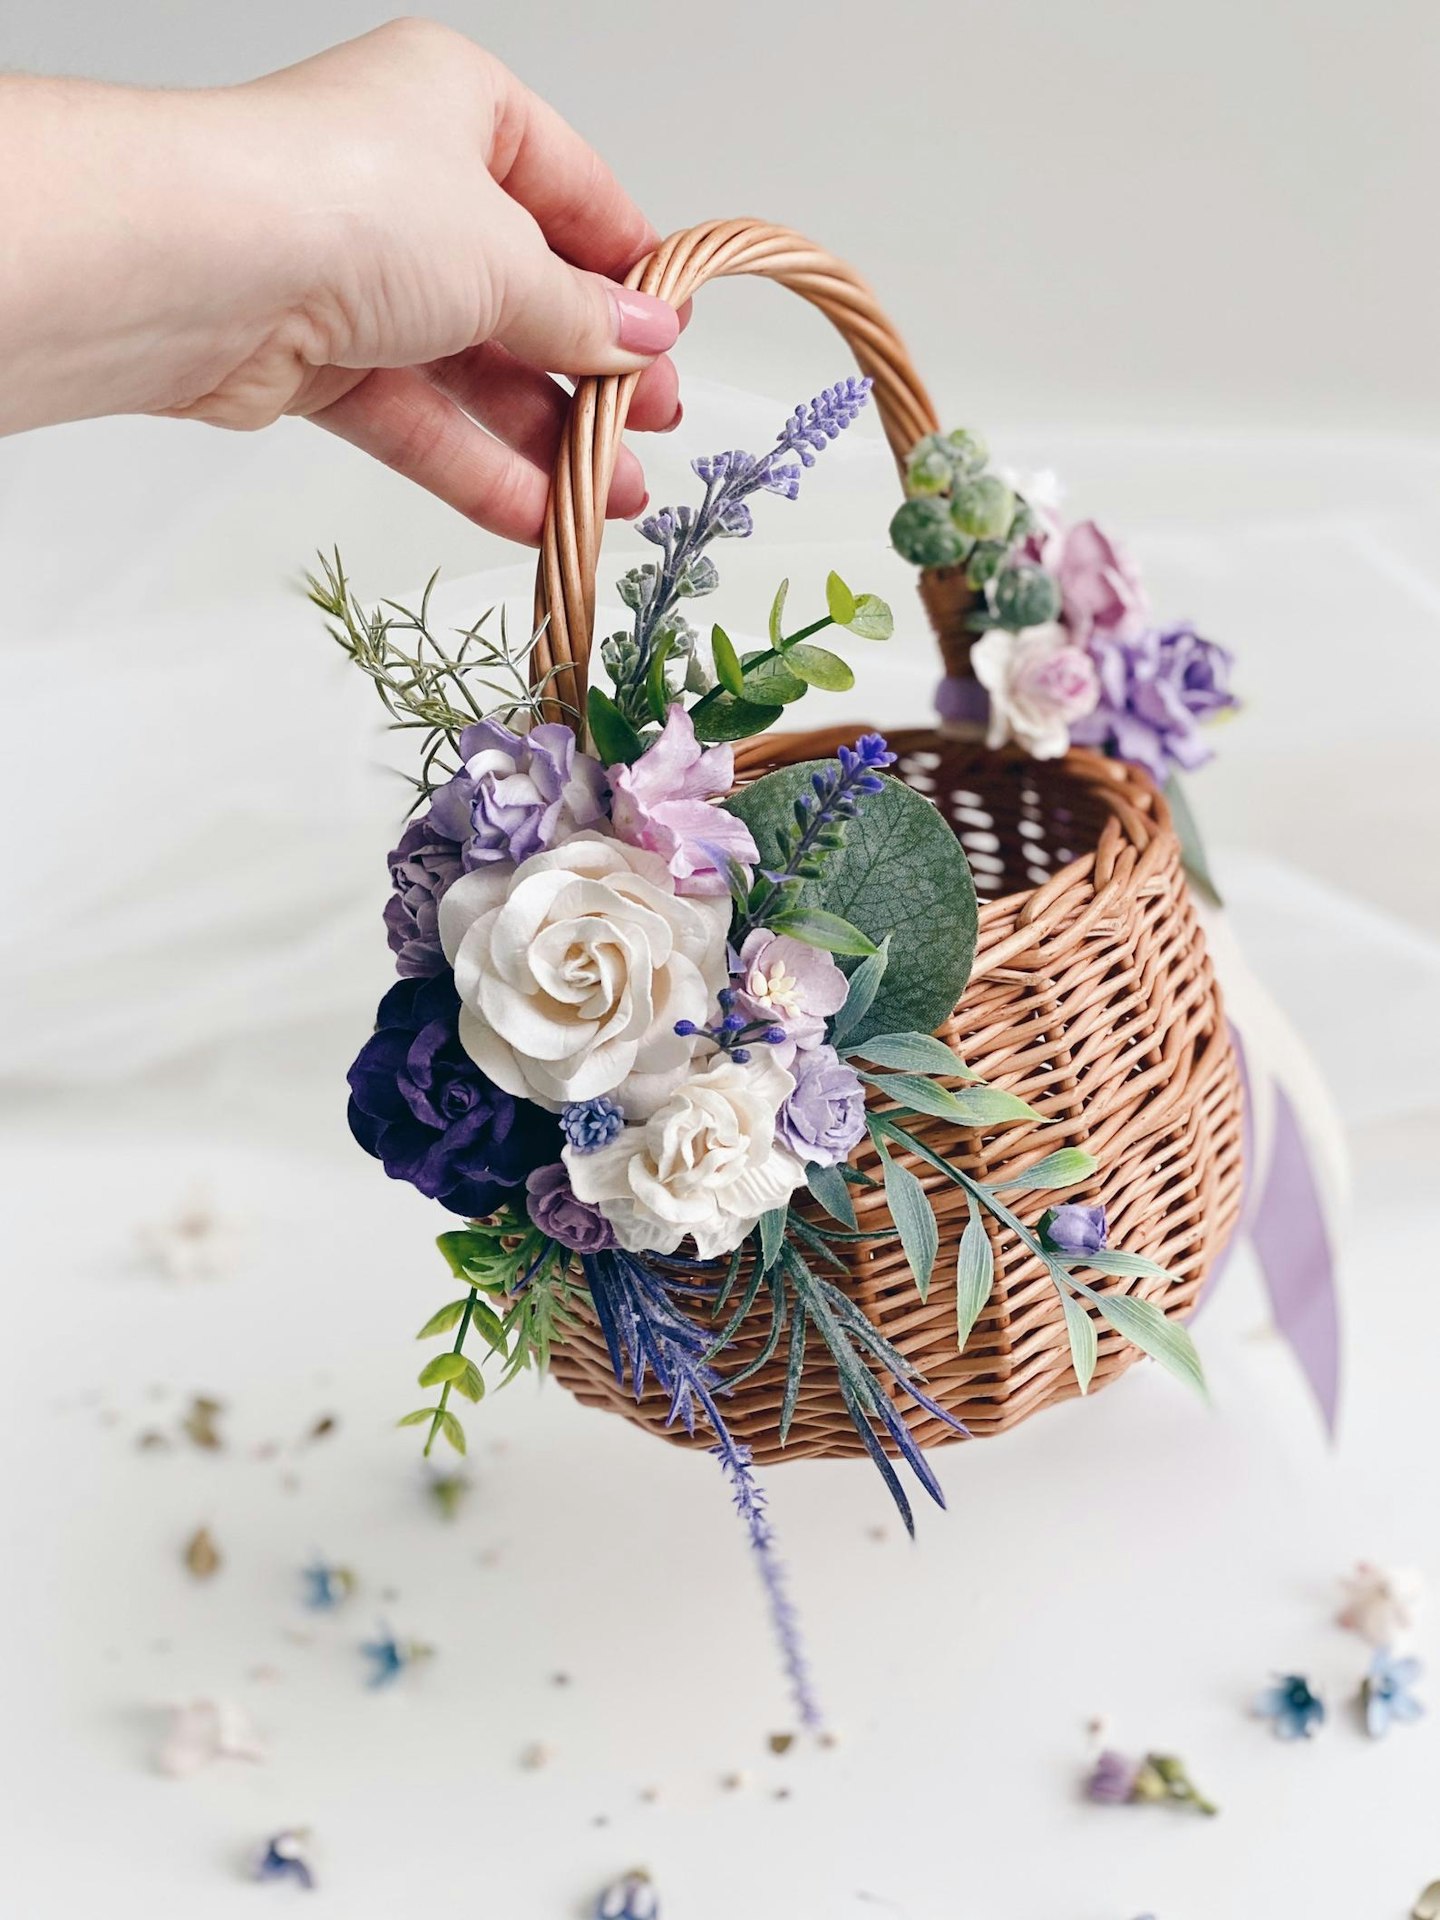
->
<box><xmin>427</xmin><ymin>718</ymin><xmax>608</xmax><ymax>870</ymax></box>
<box><xmin>526</xmin><ymin>1161</ymin><xmax>617</xmax><ymax>1253</ymax></box>
<box><xmin>776</xmin><ymin>1044</ymin><xmax>867</xmax><ymax>1168</ymax></box>
<box><xmin>383</xmin><ymin>817</ymin><xmax>463</xmax><ymax>979</ymax></box>
<box><xmin>1043</xmin><ymin>1203</ymin><xmax>1107</xmax><ymax>1256</ymax></box>
<box><xmin>347</xmin><ymin>975</ymin><xmax>558</xmax><ymax>1216</ymax></box>
<box><xmin>1071</xmin><ymin>623</ymin><xmax>1237</xmax><ymax>784</ymax></box>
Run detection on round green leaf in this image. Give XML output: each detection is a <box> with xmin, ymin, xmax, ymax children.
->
<box><xmin>784</xmin><ymin>644</ymin><xmax>855</xmax><ymax>692</ymax></box>
<box><xmin>725</xmin><ymin>763</ymin><xmax>977</xmax><ymax>1043</ymax></box>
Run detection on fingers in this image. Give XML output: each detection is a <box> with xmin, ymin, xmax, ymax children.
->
<box><xmin>421</xmin><ymin>344</ymin><xmax>649</xmax><ymax>520</ymax></box>
<box><xmin>310</xmin><ymin>366</ymin><xmax>659</xmax><ymax>542</ymax></box>
<box><xmin>483</xmin><ymin>58</ymin><xmax>658</xmax><ymax>280</ymax></box>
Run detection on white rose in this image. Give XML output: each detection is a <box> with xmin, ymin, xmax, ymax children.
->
<box><xmin>971</xmin><ymin>623</ymin><xmax>1101</xmax><ymax>760</ymax></box>
<box><xmin>438</xmin><ymin>833</ymin><xmax>728</xmax><ymax>1114</ymax></box>
<box><xmin>565</xmin><ymin>1050</ymin><xmax>806</xmax><ymax>1259</ymax></box>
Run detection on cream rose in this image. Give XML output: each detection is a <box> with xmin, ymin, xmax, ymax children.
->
<box><xmin>437</xmin><ymin>833</ymin><xmax>728</xmax><ymax>1114</ymax></box>
<box><xmin>565</xmin><ymin>1050</ymin><xmax>806</xmax><ymax>1259</ymax></box>
<box><xmin>971</xmin><ymin>623</ymin><xmax>1101</xmax><ymax>760</ymax></box>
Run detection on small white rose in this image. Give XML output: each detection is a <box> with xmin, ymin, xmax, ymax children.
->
<box><xmin>438</xmin><ymin>833</ymin><xmax>729</xmax><ymax>1114</ymax></box>
<box><xmin>972</xmin><ymin>623</ymin><xmax>1100</xmax><ymax>760</ymax></box>
<box><xmin>1338</xmin><ymin>1561</ymin><xmax>1425</xmax><ymax>1649</ymax></box>
<box><xmin>565</xmin><ymin>1049</ymin><xmax>807</xmax><ymax>1259</ymax></box>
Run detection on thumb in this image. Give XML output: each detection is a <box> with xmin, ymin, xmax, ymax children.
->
<box><xmin>487</xmin><ymin>199</ymin><xmax>679</xmax><ymax>375</ymax></box>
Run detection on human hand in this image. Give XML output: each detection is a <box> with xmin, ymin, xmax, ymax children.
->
<box><xmin>0</xmin><ymin>22</ymin><xmax>683</xmax><ymax>541</ymax></box>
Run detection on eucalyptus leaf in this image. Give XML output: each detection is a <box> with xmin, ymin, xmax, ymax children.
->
<box><xmin>829</xmin><ymin>937</ymin><xmax>890</xmax><ymax>1048</ymax></box>
<box><xmin>759</xmin><ymin>1206</ymin><xmax>788</xmax><ymax>1272</ymax></box>
<box><xmin>875</xmin><ymin>1137</ymin><xmax>938</xmax><ymax>1299</ymax></box>
<box><xmin>468</xmin><ymin>1298</ymin><xmax>508</xmax><ymax>1350</ymax></box>
<box><xmin>998</xmin><ymin>1147</ymin><xmax>1099</xmax><ymax>1192</ymax></box>
<box><xmin>770</xmin><ymin>907</ymin><xmax>878</xmax><ymax>956</ymax></box>
<box><xmin>711</xmin><ymin>623</ymin><xmax>745</xmax><ymax>697</ymax></box>
<box><xmin>825</xmin><ymin>570</ymin><xmax>857</xmax><ymax>625</ymax></box>
<box><xmin>740</xmin><ymin>650</ymin><xmax>808</xmax><ymax>705</ymax></box>
<box><xmin>955</xmin><ymin>1200</ymin><xmax>994</xmax><ymax>1351</ymax></box>
<box><xmin>784</xmin><ymin>643</ymin><xmax>855</xmax><ymax>692</ymax></box>
<box><xmin>437</xmin><ymin>1409</ymin><xmax>467</xmax><ymax>1455</ymax></box>
<box><xmin>586</xmin><ymin>687</ymin><xmax>645</xmax><ymax>765</ymax></box>
<box><xmin>691</xmin><ymin>691</ymin><xmax>785</xmax><ymax>743</ymax></box>
<box><xmin>1073</xmin><ymin>1281</ymin><xmax>1207</xmax><ymax>1398</ymax></box>
<box><xmin>397</xmin><ymin>1408</ymin><xmax>434</xmax><ymax>1428</ymax></box>
<box><xmin>846</xmin><ymin>1030</ymin><xmax>970</xmax><ymax>1075</ymax></box>
<box><xmin>416</xmin><ymin>1300</ymin><xmax>468</xmax><ymax>1340</ymax></box>
<box><xmin>845</xmin><ymin>592</ymin><xmax>894</xmax><ymax>640</ymax></box>
<box><xmin>452</xmin><ymin>1358</ymin><xmax>487</xmax><ymax>1404</ymax></box>
<box><xmin>768</xmin><ymin>578</ymin><xmax>790</xmax><ymax>649</ymax></box>
<box><xmin>1061</xmin><ymin>1292</ymin><xmax>1099</xmax><ymax>1393</ymax></box>
<box><xmin>725</xmin><ymin>764</ymin><xmax>978</xmax><ymax>1045</ymax></box>
<box><xmin>806</xmin><ymin>1160</ymin><xmax>857</xmax><ymax>1230</ymax></box>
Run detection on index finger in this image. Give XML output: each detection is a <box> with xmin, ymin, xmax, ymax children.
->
<box><xmin>483</xmin><ymin>59</ymin><xmax>658</xmax><ymax>279</ymax></box>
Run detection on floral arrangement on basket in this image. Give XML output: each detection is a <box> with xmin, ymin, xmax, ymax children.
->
<box><xmin>316</xmin><ymin>221</ymin><xmax>1246</xmax><ymax>1730</ymax></box>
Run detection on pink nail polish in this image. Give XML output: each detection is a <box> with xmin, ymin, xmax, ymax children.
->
<box><xmin>610</xmin><ymin>290</ymin><xmax>679</xmax><ymax>356</ymax></box>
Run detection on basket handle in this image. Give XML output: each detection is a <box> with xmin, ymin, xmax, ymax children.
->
<box><xmin>529</xmin><ymin>218</ymin><xmax>942</xmax><ymax>722</ymax></box>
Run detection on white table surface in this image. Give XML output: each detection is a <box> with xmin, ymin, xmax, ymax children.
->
<box><xmin>3</xmin><ymin>397</ymin><xmax>1439</xmax><ymax>1918</ymax></box>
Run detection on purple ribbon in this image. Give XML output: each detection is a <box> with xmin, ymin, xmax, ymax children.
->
<box><xmin>1205</xmin><ymin>1027</ymin><xmax>1341</xmax><ymax>1435</ymax></box>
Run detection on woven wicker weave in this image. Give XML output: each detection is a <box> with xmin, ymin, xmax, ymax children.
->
<box><xmin>533</xmin><ymin>220</ymin><xmax>1245</xmax><ymax>1462</ymax></box>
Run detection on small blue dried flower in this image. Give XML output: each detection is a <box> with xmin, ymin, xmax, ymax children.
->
<box><xmin>594</xmin><ymin>1869</ymin><xmax>659</xmax><ymax>1920</ymax></box>
<box><xmin>1255</xmin><ymin>1672</ymin><xmax>1325</xmax><ymax>1740</ymax></box>
<box><xmin>361</xmin><ymin>1624</ymin><xmax>433</xmax><ymax>1689</ymax></box>
<box><xmin>301</xmin><ymin>1560</ymin><xmax>354</xmax><ymax>1611</ymax></box>
<box><xmin>562</xmin><ymin>1097</ymin><xmax>625</xmax><ymax>1154</ymax></box>
<box><xmin>254</xmin><ymin>1830</ymin><xmax>315</xmax><ymax>1890</ymax></box>
<box><xmin>1363</xmin><ymin>1649</ymin><xmax>1425</xmax><ymax>1738</ymax></box>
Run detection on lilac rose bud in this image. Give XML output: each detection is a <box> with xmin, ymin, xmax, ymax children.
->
<box><xmin>1050</xmin><ymin>518</ymin><xmax>1149</xmax><ymax>641</ymax></box>
<box><xmin>1043</xmin><ymin>1203</ymin><xmax>1107</xmax><ymax>1256</ymax></box>
<box><xmin>776</xmin><ymin>1045</ymin><xmax>868</xmax><ymax>1167</ymax></box>
<box><xmin>428</xmin><ymin>718</ymin><xmax>609</xmax><ymax>871</ymax></box>
<box><xmin>525</xmin><ymin>1162</ymin><xmax>617</xmax><ymax>1254</ymax></box>
<box><xmin>383</xmin><ymin>816</ymin><xmax>464</xmax><ymax>978</ymax></box>
<box><xmin>1070</xmin><ymin>623</ymin><xmax>1238</xmax><ymax>784</ymax></box>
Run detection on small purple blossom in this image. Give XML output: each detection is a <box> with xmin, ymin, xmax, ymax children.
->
<box><xmin>1255</xmin><ymin>1672</ymin><xmax>1325</xmax><ymax>1740</ymax></box>
<box><xmin>1362</xmin><ymin>1649</ymin><xmax>1425</xmax><ymax>1738</ymax></box>
<box><xmin>777</xmin><ymin>1045</ymin><xmax>868</xmax><ymax>1167</ymax></box>
<box><xmin>594</xmin><ymin>1870</ymin><xmax>659</xmax><ymax>1920</ymax></box>
<box><xmin>428</xmin><ymin>717</ymin><xmax>608</xmax><ymax>870</ymax></box>
<box><xmin>1071</xmin><ymin>623</ymin><xmax>1238</xmax><ymax>784</ymax></box>
<box><xmin>1043</xmin><ymin>1203</ymin><xmax>1108</xmax><ymax>1256</ymax></box>
<box><xmin>733</xmin><ymin>930</ymin><xmax>849</xmax><ymax>1063</ymax></box>
<box><xmin>254</xmin><ymin>1831</ymin><xmax>315</xmax><ymax>1891</ymax></box>
<box><xmin>1086</xmin><ymin>1749</ymin><xmax>1141</xmax><ymax>1803</ymax></box>
<box><xmin>525</xmin><ymin>1162</ymin><xmax>616</xmax><ymax>1254</ymax></box>
<box><xmin>383</xmin><ymin>816</ymin><xmax>463</xmax><ymax>978</ymax></box>
<box><xmin>561</xmin><ymin>1096</ymin><xmax>625</xmax><ymax>1154</ymax></box>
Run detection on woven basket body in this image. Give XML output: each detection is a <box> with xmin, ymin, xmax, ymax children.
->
<box><xmin>531</xmin><ymin>222</ymin><xmax>1245</xmax><ymax>1462</ymax></box>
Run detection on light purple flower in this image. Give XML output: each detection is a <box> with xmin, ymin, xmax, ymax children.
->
<box><xmin>1071</xmin><ymin>623</ymin><xmax>1238</xmax><ymax>784</ymax></box>
<box><xmin>525</xmin><ymin>1161</ymin><xmax>616</xmax><ymax>1254</ymax></box>
<box><xmin>429</xmin><ymin>718</ymin><xmax>608</xmax><ymax>870</ymax></box>
<box><xmin>1363</xmin><ymin>1650</ymin><xmax>1425</xmax><ymax>1739</ymax></box>
<box><xmin>1049</xmin><ymin>518</ymin><xmax>1149</xmax><ymax>642</ymax></box>
<box><xmin>1044</xmin><ymin>1203</ymin><xmax>1107</xmax><ymax>1257</ymax></box>
<box><xmin>733</xmin><ymin>930</ymin><xmax>849</xmax><ymax>1065</ymax></box>
<box><xmin>1085</xmin><ymin>1749</ymin><xmax>1140</xmax><ymax>1804</ymax></box>
<box><xmin>608</xmin><ymin>704</ymin><xmax>759</xmax><ymax>896</ymax></box>
<box><xmin>777</xmin><ymin>1044</ymin><xmax>867</xmax><ymax>1167</ymax></box>
<box><xmin>383</xmin><ymin>816</ymin><xmax>463</xmax><ymax>978</ymax></box>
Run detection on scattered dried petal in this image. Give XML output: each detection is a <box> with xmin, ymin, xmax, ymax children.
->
<box><xmin>157</xmin><ymin>1699</ymin><xmax>264</xmax><ymax>1777</ymax></box>
<box><xmin>184</xmin><ymin>1527</ymin><xmax>221</xmax><ymax>1580</ymax></box>
<box><xmin>767</xmin><ymin>1732</ymin><xmax>795</xmax><ymax>1756</ymax></box>
<box><xmin>180</xmin><ymin>1396</ymin><xmax>225</xmax><ymax>1451</ymax></box>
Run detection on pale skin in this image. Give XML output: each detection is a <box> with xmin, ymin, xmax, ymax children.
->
<box><xmin>0</xmin><ymin>19</ymin><xmax>684</xmax><ymax>542</ymax></box>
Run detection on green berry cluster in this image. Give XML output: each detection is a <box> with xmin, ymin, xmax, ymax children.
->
<box><xmin>888</xmin><ymin>429</ymin><xmax>1062</xmax><ymax>631</ymax></box>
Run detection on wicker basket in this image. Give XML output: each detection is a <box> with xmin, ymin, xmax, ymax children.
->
<box><xmin>531</xmin><ymin>219</ymin><xmax>1245</xmax><ymax>1464</ymax></box>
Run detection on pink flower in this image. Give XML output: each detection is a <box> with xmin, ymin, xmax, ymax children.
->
<box><xmin>733</xmin><ymin>928</ymin><xmax>849</xmax><ymax>1064</ymax></box>
<box><xmin>608</xmin><ymin>705</ymin><xmax>759</xmax><ymax>897</ymax></box>
<box><xmin>971</xmin><ymin>625</ymin><xmax>1101</xmax><ymax>760</ymax></box>
<box><xmin>1049</xmin><ymin>518</ymin><xmax>1149</xmax><ymax>642</ymax></box>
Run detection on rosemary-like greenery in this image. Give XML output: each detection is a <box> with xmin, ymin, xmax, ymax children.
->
<box><xmin>307</xmin><ymin>550</ymin><xmax>571</xmax><ymax>802</ymax></box>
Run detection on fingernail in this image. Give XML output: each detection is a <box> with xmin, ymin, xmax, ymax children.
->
<box><xmin>610</xmin><ymin>289</ymin><xmax>679</xmax><ymax>356</ymax></box>
<box><xmin>664</xmin><ymin>401</ymin><xmax>684</xmax><ymax>433</ymax></box>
